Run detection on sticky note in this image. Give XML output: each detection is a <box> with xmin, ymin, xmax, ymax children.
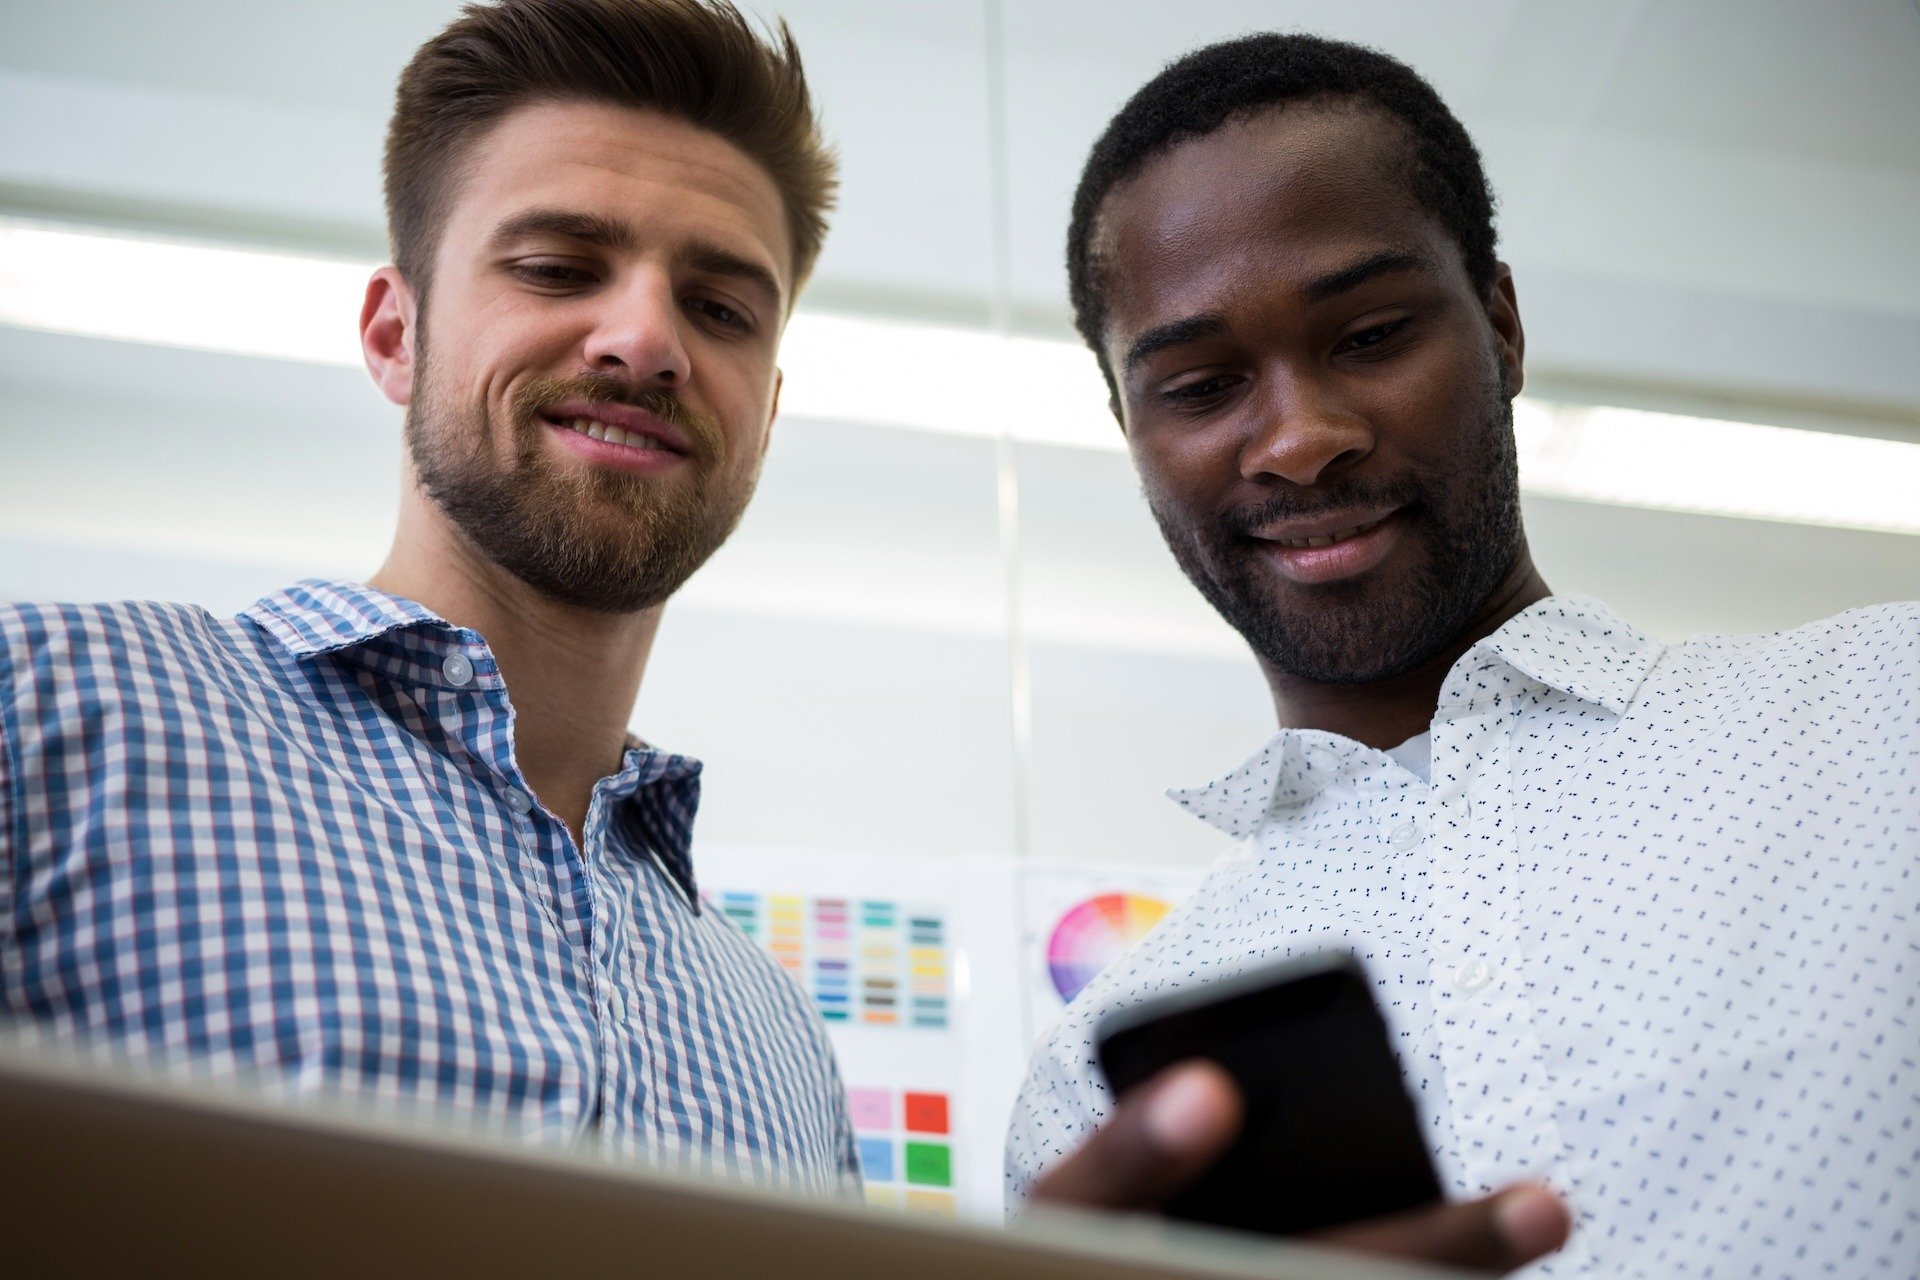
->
<box><xmin>904</xmin><ymin>1141</ymin><xmax>951</xmax><ymax>1187</ymax></box>
<box><xmin>903</xmin><ymin>1092</ymin><xmax>949</xmax><ymax>1135</ymax></box>
<box><xmin>847</xmin><ymin>1086</ymin><xmax>892</xmax><ymax>1131</ymax></box>
<box><xmin>857</xmin><ymin>1135</ymin><xmax>895</xmax><ymax>1182</ymax></box>
<box><xmin>904</xmin><ymin>1189</ymin><xmax>956</xmax><ymax>1216</ymax></box>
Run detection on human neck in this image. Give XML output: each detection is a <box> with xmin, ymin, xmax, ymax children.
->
<box><xmin>1261</xmin><ymin>557</ymin><xmax>1551</xmax><ymax>752</ymax></box>
<box><xmin>368</xmin><ymin>504</ymin><xmax>662</xmax><ymax>847</ymax></box>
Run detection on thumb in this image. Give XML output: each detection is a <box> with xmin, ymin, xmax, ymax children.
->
<box><xmin>1309</xmin><ymin>1182</ymin><xmax>1572</xmax><ymax>1273</ymax></box>
<box><xmin>1026</xmin><ymin>1061</ymin><xmax>1243</xmax><ymax>1212</ymax></box>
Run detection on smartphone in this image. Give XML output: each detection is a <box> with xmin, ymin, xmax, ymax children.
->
<box><xmin>1095</xmin><ymin>950</ymin><xmax>1442</xmax><ymax>1237</ymax></box>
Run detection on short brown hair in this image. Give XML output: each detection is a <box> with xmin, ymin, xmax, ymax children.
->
<box><xmin>384</xmin><ymin>0</ymin><xmax>836</xmax><ymax>301</ymax></box>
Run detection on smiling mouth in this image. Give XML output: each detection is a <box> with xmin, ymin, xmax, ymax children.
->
<box><xmin>548</xmin><ymin>415</ymin><xmax>679</xmax><ymax>453</ymax></box>
<box><xmin>1272</xmin><ymin>518</ymin><xmax>1385</xmax><ymax>549</ymax></box>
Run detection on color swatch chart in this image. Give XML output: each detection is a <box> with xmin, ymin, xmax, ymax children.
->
<box><xmin>716</xmin><ymin>891</ymin><xmax>950</xmax><ymax>1028</ymax></box>
<box><xmin>849</xmin><ymin>1084</ymin><xmax>955</xmax><ymax>1215</ymax></box>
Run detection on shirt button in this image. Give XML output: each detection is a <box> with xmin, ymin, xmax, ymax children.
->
<box><xmin>504</xmin><ymin>787</ymin><xmax>533</xmax><ymax>816</ymax></box>
<box><xmin>1389</xmin><ymin>820</ymin><xmax>1420</xmax><ymax>850</ymax></box>
<box><xmin>441</xmin><ymin>653</ymin><xmax>474</xmax><ymax>687</ymax></box>
<box><xmin>1453</xmin><ymin>958</ymin><xmax>1496</xmax><ymax>994</ymax></box>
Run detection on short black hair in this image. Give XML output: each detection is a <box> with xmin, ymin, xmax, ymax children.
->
<box><xmin>1067</xmin><ymin>33</ymin><xmax>1498</xmax><ymax>387</ymax></box>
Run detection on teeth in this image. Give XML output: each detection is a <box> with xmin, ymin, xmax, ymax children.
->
<box><xmin>559</xmin><ymin>415</ymin><xmax>666</xmax><ymax>452</ymax></box>
<box><xmin>1279</xmin><ymin>520</ymin><xmax>1377</xmax><ymax>550</ymax></box>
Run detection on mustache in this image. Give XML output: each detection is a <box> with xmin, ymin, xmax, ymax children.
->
<box><xmin>1219</xmin><ymin>477</ymin><xmax>1424</xmax><ymax>537</ymax></box>
<box><xmin>511</xmin><ymin>373</ymin><xmax>723</xmax><ymax>462</ymax></box>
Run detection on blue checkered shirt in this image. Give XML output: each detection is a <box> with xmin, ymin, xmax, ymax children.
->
<box><xmin>0</xmin><ymin>579</ymin><xmax>858</xmax><ymax>1193</ymax></box>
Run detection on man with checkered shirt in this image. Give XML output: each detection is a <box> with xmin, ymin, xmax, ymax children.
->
<box><xmin>0</xmin><ymin>0</ymin><xmax>855</xmax><ymax>1194</ymax></box>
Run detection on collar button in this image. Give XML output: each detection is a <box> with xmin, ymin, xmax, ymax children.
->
<box><xmin>441</xmin><ymin>653</ymin><xmax>474</xmax><ymax>687</ymax></box>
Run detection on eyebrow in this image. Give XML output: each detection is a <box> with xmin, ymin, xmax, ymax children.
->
<box><xmin>1123</xmin><ymin>314</ymin><xmax>1229</xmax><ymax>376</ymax></box>
<box><xmin>676</xmin><ymin>243</ymin><xmax>784</xmax><ymax>310</ymax></box>
<box><xmin>489</xmin><ymin>207</ymin><xmax>784</xmax><ymax>308</ymax></box>
<box><xmin>1302</xmin><ymin>248</ymin><xmax>1434</xmax><ymax>303</ymax></box>
<box><xmin>489</xmin><ymin>208</ymin><xmax>638</xmax><ymax>253</ymax></box>
<box><xmin>1121</xmin><ymin>248</ymin><xmax>1437</xmax><ymax>375</ymax></box>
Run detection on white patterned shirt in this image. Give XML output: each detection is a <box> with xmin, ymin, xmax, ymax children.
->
<box><xmin>1008</xmin><ymin>596</ymin><xmax>1920</xmax><ymax>1277</ymax></box>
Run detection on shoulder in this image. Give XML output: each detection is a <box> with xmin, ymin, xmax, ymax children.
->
<box><xmin>1662</xmin><ymin>601</ymin><xmax>1920</xmax><ymax>683</ymax></box>
<box><xmin>2</xmin><ymin>597</ymin><xmax>234</xmax><ymax>660</ymax></box>
<box><xmin>697</xmin><ymin>900</ymin><xmax>842</xmax><ymax>1055</ymax></box>
<box><xmin>1007</xmin><ymin>848</ymin><xmax>1253</xmax><ymax>1197</ymax></box>
<box><xmin>1788</xmin><ymin>600</ymin><xmax>1920</xmax><ymax>652</ymax></box>
<box><xmin>0</xmin><ymin>598</ymin><xmax>272</xmax><ymax>717</ymax></box>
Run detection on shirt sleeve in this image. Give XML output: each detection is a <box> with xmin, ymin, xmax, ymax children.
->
<box><xmin>821</xmin><ymin>1052</ymin><xmax>864</xmax><ymax>1198</ymax></box>
<box><xmin>1002</xmin><ymin>1004</ymin><xmax>1116</xmax><ymax>1212</ymax></box>
<box><xmin>0</xmin><ymin>606</ymin><xmax>25</xmax><ymax>953</ymax></box>
<box><xmin>1004</xmin><ymin>852</ymin><xmax>1243</xmax><ymax>1212</ymax></box>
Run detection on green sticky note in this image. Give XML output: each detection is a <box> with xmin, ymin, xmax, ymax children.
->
<box><xmin>904</xmin><ymin>1141</ymin><xmax>951</xmax><ymax>1187</ymax></box>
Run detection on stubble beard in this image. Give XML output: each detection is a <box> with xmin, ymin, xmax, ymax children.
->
<box><xmin>1145</xmin><ymin>357</ymin><xmax>1524</xmax><ymax>686</ymax></box>
<box><xmin>405</xmin><ymin>350</ymin><xmax>760</xmax><ymax>614</ymax></box>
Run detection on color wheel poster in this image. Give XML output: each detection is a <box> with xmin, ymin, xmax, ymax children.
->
<box><xmin>1019</xmin><ymin>863</ymin><xmax>1205</xmax><ymax>1046</ymax></box>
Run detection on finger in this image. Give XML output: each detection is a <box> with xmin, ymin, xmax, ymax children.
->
<box><xmin>1309</xmin><ymin>1183</ymin><xmax>1571</xmax><ymax>1274</ymax></box>
<box><xmin>1027</xmin><ymin>1061</ymin><xmax>1243</xmax><ymax>1212</ymax></box>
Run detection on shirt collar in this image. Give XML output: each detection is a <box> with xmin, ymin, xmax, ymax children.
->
<box><xmin>1472</xmin><ymin>594</ymin><xmax>1663</xmax><ymax>718</ymax></box>
<box><xmin>240</xmin><ymin>578</ymin><xmax>452</xmax><ymax>657</ymax></box>
<box><xmin>1171</xmin><ymin>594</ymin><xmax>1665</xmax><ymax>837</ymax></box>
<box><xmin>240</xmin><ymin>578</ymin><xmax>707</xmax><ymax>906</ymax></box>
<box><xmin>602</xmin><ymin>742</ymin><xmax>706</xmax><ymax>908</ymax></box>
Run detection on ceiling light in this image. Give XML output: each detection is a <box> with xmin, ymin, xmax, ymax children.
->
<box><xmin>1513</xmin><ymin>399</ymin><xmax>1920</xmax><ymax>536</ymax></box>
<box><xmin>0</xmin><ymin>218</ymin><xmax>368</xmax><ymax>366</ymax></box>
<box><xmin>2</xmin><ymin>215</ymin><xmax>1914</xmax><ymax>535</ymax></box>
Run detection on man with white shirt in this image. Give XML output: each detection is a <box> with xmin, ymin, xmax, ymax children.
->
<box><xmin>1006</xmin><ymin>32</ymin><xmax>1918</xmax><ymax>1277</ymax></box>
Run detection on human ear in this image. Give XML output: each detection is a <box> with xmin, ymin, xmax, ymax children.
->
<box><xmin>760</xmin><ymin>366</ymin><xmax>782</xmax><ymax>461</ymax></box>
<box><xmin>361</xmin><ymin>267</ymin><xmax>419</xmax><ymax>408</ymax></box>
<box><xmin>1486</xmin><ymin>263</ymin><xmax>1526</xmax><ymax>399</ymax></box>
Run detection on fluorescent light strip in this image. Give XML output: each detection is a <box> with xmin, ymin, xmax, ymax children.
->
<box><xmin>0</xmin><ymin>219</ymin><xmax>369</xmax><ymax>367</ymax></box>
<box><xmin>777</xmin><ymin>311</ymin><xmax>1116</xmax><ymax>450</ymax></box>
<box><xmin>3</xmin><ymin>216</ymin><xmax>1916</xmax><ymax>535</ymax></box>
<box><xmin>1514</xmin><ymin>401</ymin><xmax>1920</xmax><ymax>536</ymax></box>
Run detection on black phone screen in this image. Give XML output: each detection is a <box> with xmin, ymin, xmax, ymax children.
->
<box><xmin>1095</xmin><ymin>951</ymin><xmax>1442</xmax><ymax>1237</ymax></box>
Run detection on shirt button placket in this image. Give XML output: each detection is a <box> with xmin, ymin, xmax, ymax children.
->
<box><xmin>1431</xmin><ymin>688</ymin><xmax>1569</xmax><ymax>1198</ymax></box>
<box><xmin>1452</xmin><ymin>957</ymin><xmax>1496</xmax><ymax>994</ymax></box>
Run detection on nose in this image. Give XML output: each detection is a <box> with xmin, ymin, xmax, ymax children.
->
<box><xmin>581</xmin><ymin>269</ymin><xmax>692</xmax><ymax>388</ymax></box>
<box><xmin>1240</xmin><ymin>373</ymin><xmax>1375</xmax><ymax>487</ymax></box>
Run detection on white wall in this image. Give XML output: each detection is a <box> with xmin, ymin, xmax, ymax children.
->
<box><xmin>5</xmin><ymin>7</ymin><xmax>1918</xmax><ymax>1219</ymax></box>
<box><xmin>3</xmin><ymin>0</ymin><xmax>1918</xmax><ymax>874</ymax></box>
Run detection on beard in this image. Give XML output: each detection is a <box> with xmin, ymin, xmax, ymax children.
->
<box><xmin>405</xmin><ymin>355</ymin><xmax>759</xmax><ymax>614</ymax></box>
<box><xmin>1144</xmin><ymin>356</ymin><xmax>1524</xmax><ymax>686</ymax></box>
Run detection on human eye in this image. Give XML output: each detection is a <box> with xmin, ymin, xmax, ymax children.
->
<box><xmin>688</xmin><ymin>295</ymin><xmax>753</xmax><ymax>336</ymax></box>
<box><xmin>1160</xmin><ymin>372</ymin><xmax>1242</xmax><ymax>412</ymax></box>
<box><xmin>510</xmin><ymin>259</ymin><xmax>598</xmax><ymax>290</ymax></box>
<box><xmin>1334</xmin><ymin>316</ymin><xmax>1414</xmax><ymax>359</ymax></box>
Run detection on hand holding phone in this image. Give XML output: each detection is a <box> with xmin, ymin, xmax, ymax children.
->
<box><xmin>1095</xmin><ymin>951</ymin><xmax>1442</xmax><ymax>1237</ymax></box>
<box><xmin>1026</xmin><ymin>952</ymin><xmax>1570</xmax><ymax>1272</ymax></box>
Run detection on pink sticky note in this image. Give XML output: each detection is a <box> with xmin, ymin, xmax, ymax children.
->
<box><xmin>846</xmin><ymin>1086</ymin><xmax>892</xmax><ymax>1131</ymax></box>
